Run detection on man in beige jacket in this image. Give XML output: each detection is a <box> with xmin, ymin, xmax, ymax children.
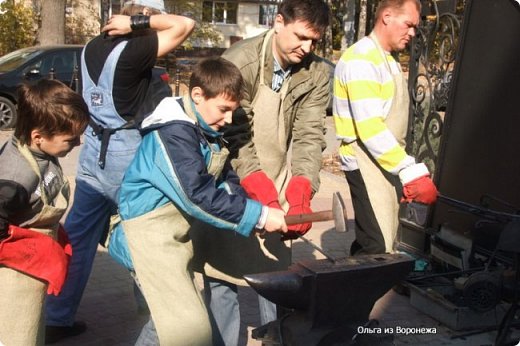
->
<box><xmin>191</xmin><ymin>0</ymin><xmax>332</xmax><ymax>344</ymax></box>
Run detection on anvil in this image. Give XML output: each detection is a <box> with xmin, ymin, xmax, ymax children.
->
<box><xmin>245</xmin><ymin>253</ymin><xmax>414</xmax><ymax>345</ymax></box>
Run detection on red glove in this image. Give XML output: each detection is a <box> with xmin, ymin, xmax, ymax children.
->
<box><xmin>0</xmin><ymin>224</ymin><xmax>72</xmax><ymax>296</ymax></box>
<box><xmin>241</xmin><ymin>171</ymin><xmax>282</xmax><ymax>209</ymax></box>
<box><xmin>284</xmin><ymin>176</ymin><xmax>313</xmax><ymax>239</ymax></box>
<box><xmin>399</xmin><ymin>163</ymin><xmax>438</xmax><ymax>204</ymax></box>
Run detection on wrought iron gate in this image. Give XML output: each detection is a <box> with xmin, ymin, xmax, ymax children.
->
<box><xmin>406</xmin><ymin>0</ymin><xmax>465</xmax><ymax>176</ymax></box>
<box><xmin>398</xmin><ymin>0</ymin><xmax>466</xmax><ymax>254</ymax></box>
<box><xmin>398</xmin><ymin>0</ymin><xmax>520</xmax><ymax>256</ymax></box>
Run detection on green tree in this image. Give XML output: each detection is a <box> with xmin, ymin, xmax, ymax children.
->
<box><xmin>0</xmin><ymin>0</ymin><xmax>36</xmax><ymax>55</ymax></box>
<box><xmin>65</xmin><ymin>0</ymin><xmax>100</xmax><ymax>44</ymax></box>
<box><xmin>166</xmin><ymin>0</ymin><xmax>221</xmax><ymax>48</ymax></box>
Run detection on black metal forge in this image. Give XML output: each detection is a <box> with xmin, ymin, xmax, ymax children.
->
<box><xmin>244</xmin><ymin>253</ymin><xmax>414</xmax><ymax>345</ymax></box>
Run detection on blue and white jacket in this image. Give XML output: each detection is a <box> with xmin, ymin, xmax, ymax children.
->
<box><xmin>118</xmin><ymin>96</ymin><xmax>263</xmax><ymax>235</ymax></box>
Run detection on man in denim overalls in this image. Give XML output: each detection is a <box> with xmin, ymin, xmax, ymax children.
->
<box><xmin>44</xmin><ymin>1</ymin><xmax>194</xmax><ymax>342</ymax></box>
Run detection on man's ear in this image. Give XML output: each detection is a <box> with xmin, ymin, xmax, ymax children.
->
<box><xmin>273</xmin><ymin>14</ymin><xmax>285</xmax><ymax>33</ymax></box>
<box><xmin>382</xmin><ymin>9</ymin><xmax>394</xmax><ymax>25</ymax></box>
<box><xmin>142</xmin><ymin>7</ymin><xmax>151</xmax><ymax>16</ymax></box>
<box><xmin>191</xmin><ymin>87</ymin><xmax>204</xmax><ymax>104</ymax></box>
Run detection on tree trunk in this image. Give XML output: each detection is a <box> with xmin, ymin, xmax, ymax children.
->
<box><xmin>317</xmin><ymin>0</ymin><xmax>334</xmax><ymax>59</ymax></box>
<box><xmin>342</xmin><ymin>0</ymin><xmax>357</xmax><ymax>50</ymax></box>
<box><xmin>357</xmin><ymin>0</ymin><xmax>367</xmax><ymax>40</ymax></box>
<box><xmin>38</xmin><ymin>0</ymin><xmax>66</xmax><ymax>45</ymax></box>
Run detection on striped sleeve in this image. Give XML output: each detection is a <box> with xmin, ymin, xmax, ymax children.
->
<box><xmin>333</xmin><ymin>37</ymin><xmax>415</xmax><ymax>174</ymax></box>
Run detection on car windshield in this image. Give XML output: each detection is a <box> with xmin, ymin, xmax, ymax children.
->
<box><xmin>0</xmin><ymin>48</ymin><xmax>42</xmax><ymax>73</ymax></box>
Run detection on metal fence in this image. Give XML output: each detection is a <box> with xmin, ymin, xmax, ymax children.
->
<box><xmin>406</xmin><ymin>0</ymin><xmax>465</xmax><ymax>178</ymax></box>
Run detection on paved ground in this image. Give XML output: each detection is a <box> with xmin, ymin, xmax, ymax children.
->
<box><xmin>1</xmin><ymin>117</ymin><xmax>518</xmax><ymax>345</ymax></box>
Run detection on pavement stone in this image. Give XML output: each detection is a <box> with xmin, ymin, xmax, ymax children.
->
<box><xmin>1</xmin><ymin>119</ymin><xmax>519</xmax><ymax>345</ymax></box>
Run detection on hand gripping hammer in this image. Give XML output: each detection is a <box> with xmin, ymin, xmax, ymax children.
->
<box><xmin>284</xmin><ymin>191</ymin><xmax>349</xmax><ymax>262</ymax></box>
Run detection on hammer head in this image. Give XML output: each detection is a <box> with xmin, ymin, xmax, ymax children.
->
<box><xmin>332</xmin><ymin>192</ymin><xmax>348</xmax><ymax>232</ymax></box>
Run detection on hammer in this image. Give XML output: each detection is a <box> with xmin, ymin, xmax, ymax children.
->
<box><xmin>284</xmin><ymin>191</ymin><xmax>349</xmax><ymax>233</ymax></box>
<box><xmin>284</xmin><ymin>192</ymin><xmax>349</xmax><ymax>262</ymax></box>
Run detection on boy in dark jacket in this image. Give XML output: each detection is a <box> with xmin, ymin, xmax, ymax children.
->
<box><xmin>0</xmin><ymin>79</ymin><xmax>89</xmax><ymax>345</ymax></box>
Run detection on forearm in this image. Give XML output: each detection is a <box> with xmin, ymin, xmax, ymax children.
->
<box><xmin>160</xmin><ymin>128</ymin><xmax>260</xmax><ymax>233</ymax></box>
<box><xmin>224</xmin><ymin>107</ymin><xmax>262</xmax><ymax>179</ymax></box>
<box><xmin>102</xmin><ymin>14</ymin><xmax>195</xmax><ymax>57</ymax></box>
<box><xmin>291</xmin><ymin>78</ymin><xmax>329</xmax><ymax>192</ymax></box>
<box><xmin>0</xmin><ymin>219</ymin><xmax>7</xmax><ymax>239</ymax></box>
<box><xmin>152</xmin><ymin>15</ymin><xmax>195</xmax><ymax>57</ymax></box>
<box><xmin>291</xmin><ymin>127</ymin><xmax>325</xmax><ymax>193</ymax></box>
<box><xmin>337</xmin><ymin>60</ymin><xmax>414</xmax><ymax>174</ymax></box>
<box><xmin>354</xmin><ymin>112</ymin><xmax>415</xmax><ymax>174</ymax></box>
<box><xmin>0</xmin><ymin>180</ymin><xmax>30</xmax><ymax>239</ymax></box>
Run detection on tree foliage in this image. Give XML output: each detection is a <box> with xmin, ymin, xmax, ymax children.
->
<box><xmin>0</xmin><ymin>1</ymin><xmax>36</xmax><ymax>55</ymax></box>
<box><xmin>165</xmin><ymin>0</ymin><xmax>221</xmax><ymax>48</ymax></box>
<box><xmin>65</xmin><ymin>0</ymin><xmax>100</xmax><ymax>44</ymax></box>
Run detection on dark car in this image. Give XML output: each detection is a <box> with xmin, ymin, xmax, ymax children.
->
<box><xmin>0</xmin><ymin>45</ymin><xmax>171</xmax><ymax>130</ymax></box>
<box><xmin>0</xmin><ymin>45</ymin><xmax>83</xmax><ymax>129</ymax></box>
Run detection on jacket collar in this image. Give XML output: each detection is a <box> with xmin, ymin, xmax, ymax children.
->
<box><xmin>182</xmin><ymin>94</ymin><xmax>222</xmax><ymax>139</ymax></box>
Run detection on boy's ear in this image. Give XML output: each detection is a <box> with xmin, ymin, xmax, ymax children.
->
<box><xmin>30</xmin><ymin>129</ymin><xmax>43</xmax><ymax>145</ymax></box>
<box><xmin>191</xmin><ymin>87</ymin><xmax>204</xmax><ymax>104</ymax></box>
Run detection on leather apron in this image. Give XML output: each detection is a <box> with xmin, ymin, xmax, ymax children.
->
<box><xmin>0</xmin><ymin>144</ymin><xmax>69</xmax><ymax>346</ymax></box>
<box><xmin>121</xmin><ymin>96</ymin><xmax>228</xmax><ymax>346</ymax></box>
<box><xmin>351</xmin><ymin>32</ymin><xmax>410</xmax><ymax>252</ymax></box>
<box><xmin>191</xmin><ymin>30</ymin><xmax>292</xmax><ymax>286</ymax></box>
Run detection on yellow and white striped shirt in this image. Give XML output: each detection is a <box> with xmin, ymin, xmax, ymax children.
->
<box><xmin>333</xmin><ymin>36</ymin><xmax>415</xmax><ymax>173</ymax></box>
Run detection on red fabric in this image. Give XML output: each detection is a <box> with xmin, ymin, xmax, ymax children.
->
<box><xmin>0</xmin><ymin>225</ymin><xmax>72</xmax><ymax>296</ymax></box>
<box><xmin>284</xmin><ymin>176</ymin><xmax>313</xmax><ymax>239</ymax></box>
<box><xmin>241</xmin><ymin>171</ymin><xmax>282</xmax><ymax>209</ymax></box>
<box><xmin>401</xmin><ymin>175</ymin><xmax>438</xmax><ymax>204</ymax></box>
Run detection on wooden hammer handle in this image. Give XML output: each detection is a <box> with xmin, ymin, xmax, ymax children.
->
<box><xmin>284</xmin><ymin>210</ymin><xmax>333</xmax><ymax>225</ymax></box>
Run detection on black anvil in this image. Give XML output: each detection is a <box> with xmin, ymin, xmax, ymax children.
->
<box><xmin>245</xmin><ymin>253</ymin><xmax>414</xmax><ymax>345</ymax></box>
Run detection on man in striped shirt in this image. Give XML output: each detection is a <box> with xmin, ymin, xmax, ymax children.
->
<box><xmin>333</xmin><ymin>0</ymin><xmax>437</xmax><ymax>255</ymax></box>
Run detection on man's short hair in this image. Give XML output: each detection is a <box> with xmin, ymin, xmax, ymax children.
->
<box><xmin>121</xmin><ymin>3</ymin><xmax>162</xmax><ymax>16</ymax></box>
<box><xmin>189</xmin><ymin>57</ymin><xmax>244</xmax><ymax>102</ymax></box>
<box><xmin>375</xmin><ymin>0</ymin><xmax>421</xmax><ymax>21</ymax></box>
<box><xmin>122</xmin><ymin>0</ymin><xmax>165</xmax><ymax>15</ymax></box>
<box><xmin>15</xmin><ymin>79</ymin><xmax>89</xmax><ymax>145</ymax></box>
<box><xmin>278</xmin><ymin>0</ymin><xmax>330</xmax><ymax>35</ymax></box>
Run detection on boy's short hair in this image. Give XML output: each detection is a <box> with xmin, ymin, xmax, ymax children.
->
<box><xmin>278</xmin><ymin>0</ymin><xmax>330</xmax><ymax>35</ymax></box>
<box><xmin>189</xmin><ymin>57</ymin><xmax>243</xmax><ymax>102</ymax></box>
<box><xmin>15</xmin><ymin>79</ymin><xmax>90</xmax><ymax>145</ymax></box>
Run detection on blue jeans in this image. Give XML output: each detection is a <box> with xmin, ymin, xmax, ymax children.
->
<box><xmin>45</xmin><ymin>134</ymin><xmax>139</xmax><ymax>326</ymax></box>
<box><xmin>203</xmin><ymin>275</ymin><xmax>277</xmax><ymax>346</ymax></box>
<box><xmin>45</xmin><ymin>178</ymin><xmax>115</xmax><ymax>326</ymax></box>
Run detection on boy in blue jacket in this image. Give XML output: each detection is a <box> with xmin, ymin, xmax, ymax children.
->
<box><xmin>115</xmin><ymin>57</ymin><xmax>288</xmax><ymax>345</ymax></box>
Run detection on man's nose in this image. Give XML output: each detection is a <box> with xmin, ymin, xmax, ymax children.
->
<box><xmin>301</xmin><ymin>40</ymin><xmax>314</xmax><ymax>53</ymax></box>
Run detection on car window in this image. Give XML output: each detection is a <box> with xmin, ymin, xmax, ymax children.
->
<box><xmin>25</xmin><ymin>51</ymin><xmax>77</xmax><ymax>83</ymax></box>
<box><xmin>0</xmin><ymin>49</ymin><xmax>41</xmax><ymax>73</ymax></box>
<box><xmin>40</xmin><ymin>53</ymin><xmax>64</xmax><ymax>75</ymax></box>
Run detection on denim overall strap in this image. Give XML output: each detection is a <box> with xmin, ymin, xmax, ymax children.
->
<box><xmin>81</xmin><ymin>41</ymin><xmax>131</xmax><ymax>168</ymax></box>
